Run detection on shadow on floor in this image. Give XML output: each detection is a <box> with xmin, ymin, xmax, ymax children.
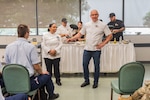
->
<box><xmin>60</xmin><ymin>72</ymin><xmax>119</xmax><ymax>78</ymax></box>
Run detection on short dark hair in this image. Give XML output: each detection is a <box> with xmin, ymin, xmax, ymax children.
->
<box><xmin>61</xmin><ymin>18</ymin><xmax>67</xmax><ymax>23</ymax></box>
<box><xmin>78</xmin><ymin>21</ymin><xmax>82</xmax><ymax>24</ymax></box>
<box><xmin>17</xmin><ymin>24</ymin><xmax>29</xmax><ymax>37</ymax></box>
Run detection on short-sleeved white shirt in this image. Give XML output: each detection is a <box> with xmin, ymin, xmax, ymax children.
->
<box><xmin>5</xmin><ymin>38</ymin><xmax>40</xmax><ymax>77</ymax></box>
<box><xmin>56</xmin><ymin>25</ymin><xmax>72</xmax><ymax>36</ymax></box>
<box><xmin>80</xmin><ymin>20</ymin><xmax>111</xmax><ymax>51</ymax></box>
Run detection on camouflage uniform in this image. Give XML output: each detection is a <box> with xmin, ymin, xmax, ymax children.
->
<box><xmin>119</xmin><ymin>80</ymin><xmax>150</xmax><ymax>100</ymax></box>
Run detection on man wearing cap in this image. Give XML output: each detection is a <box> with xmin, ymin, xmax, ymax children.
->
<box><xmin>108</xmin><ymin>13</ymin><xmax>125</xmax><ymax>41</ymax></box>
<box><xmin>56</xmin><ymin>18</ymin><xmax>72</xmax><ymax>38</ymax></box>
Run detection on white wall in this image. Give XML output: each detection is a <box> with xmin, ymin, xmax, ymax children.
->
<box><xmin>124</xmin><ymin>35</ymin><xmax>150</xmax><ymax>43</ymax></box>
<box><xmin>124</xmin><ymin>35</ymin><xmax>150</xmax><ymax>62</ymax></box>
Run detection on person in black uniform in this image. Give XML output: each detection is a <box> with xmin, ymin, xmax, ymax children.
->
<box><xmin>107</xmin><ymin>13</ymin><xmax>125</xmax><ymax>41</ymax></box>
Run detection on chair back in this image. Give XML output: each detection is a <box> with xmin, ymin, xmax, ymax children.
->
<box><xmin>119</xmin><ymin>62</ymin><xmax>145</xmax><ymax>93</ymax></box>
<box><xmin>2</xmin><ymin>64</ymin><xmax>30</xmax><ymax>94</ymax></box>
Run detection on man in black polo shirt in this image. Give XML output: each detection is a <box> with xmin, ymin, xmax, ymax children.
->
<box><xmin>107</xmin><ymin>13</ymin><xmax>125</xmax><ymax>41</ymax></box>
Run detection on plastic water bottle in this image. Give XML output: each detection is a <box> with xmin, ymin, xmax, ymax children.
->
<box><xmin>119</xmin><ymin>37</ymin><xmax>122</xmax><ymax>44</ymax></box>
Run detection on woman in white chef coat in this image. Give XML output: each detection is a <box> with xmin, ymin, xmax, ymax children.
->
<box><xmin>42</xmin><ymin>23</ymin><xmax>63</xmax><ymax>86</ymax></box>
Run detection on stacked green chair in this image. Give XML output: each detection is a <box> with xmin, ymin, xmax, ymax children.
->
<box><xmin>2</xmin><ymin>64</ymin><xmax>40</xmax><ymax>100</ymax></box>
<box><xmin>110</xmin><ymin>62</ymin><xmax>145</xmax><ymax>100</ymax></box>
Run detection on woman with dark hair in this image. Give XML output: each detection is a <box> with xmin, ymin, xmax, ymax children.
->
<box><xmin>77</xmin><ymin>21</ymin><xmax>85</xmax><ymax>41</ymax></box>
<box><xmin>71</xmin><ymin>21</ymin><xmax>85</xmax><ymax>41</ymax></box>
<box><xmin>42</xmin><ymin>23</ymin><xmax>63</xmax><ymax>86</ymax></box>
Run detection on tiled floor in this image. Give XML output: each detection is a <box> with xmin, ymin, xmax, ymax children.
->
<box><xmin>53</xmin><ymin>77</ymin><xmax>118</xmax><ymax>100</ymax></box>
<box><xmin>51</xmin><ymin>63</ymin><xmax>150</xmax><ymax>100</ymax></box>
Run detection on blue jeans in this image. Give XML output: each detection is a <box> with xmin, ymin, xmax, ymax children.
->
<box><xmin>83</xmin><ymin>50</ymin><xmax>101</xmax><ymax>84</ymax></box>
<box><xmin>30</xmin><ymin>74</ymin><xmax>54</xmax><ymax>97</ymax></box>
<box><xmin>5</xmin><ymin>93</ymin><xmax>28</xmax><ymax>100</ymax></box>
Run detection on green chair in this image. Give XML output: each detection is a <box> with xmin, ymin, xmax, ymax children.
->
<box><xmin>110</xmin><ymin>62</ymin><xmax>145</xmax><ymax>100</ymax></box>
<box><xmin>2</xmin><ymin>64</ymin><xmax>40</xmax><ymax>100</ymax></box>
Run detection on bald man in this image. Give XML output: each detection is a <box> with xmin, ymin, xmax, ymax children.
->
<box><xmin>67</xmin><ymin>9</ymin><xmax>112</xmax><ymax>88</ymax></box>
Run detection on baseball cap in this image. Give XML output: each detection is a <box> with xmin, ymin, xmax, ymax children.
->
<box><xmin>61</xmin><ymin>18</ymin><xmax>67</xmax><ymax>23</ymax></box>
<box><xmin>109</xmin><ymin>13</ymin><xmax>115</xmax><ymax>18</ymax></box>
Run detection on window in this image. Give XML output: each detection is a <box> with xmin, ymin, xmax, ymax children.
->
<box><xmin>38</xmin><ymin>0</ymin><xmax>80</xmax><ymax>35</ymax></box>
<box><xmin>0</xmin><ymin>0</ymin><xmax>150</xmax><ymax>35</ymax></box>
<box><xmin>81</xmin><ymin>0</ymin><xmax>123</xmax><ymax>24</ymax></box>
<box><xmin>0</xmin><ymin>0</ymin><xmax>80</xmax><ymax>35</ymax></box>
<box><xmin>124</xmin><ymin>0</ymin><xmax>150</xmax><ymax>35</ymax></box>
<box><xmin>81</xmin><ymin>0</ymin><xmax>150</xmax><ymax>35</ymax></box>
<box><xmin>0</xmin><ymin>0</ymin><xmax>36</xmax><ymax>35</ymax></box>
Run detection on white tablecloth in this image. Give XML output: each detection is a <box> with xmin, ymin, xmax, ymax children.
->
<box><xmin>60</xmin><ymin>44</ymin><xmax>84</xmax><ymax>73</ymax></box>
<box><xmin>100</xmin><ymin>42</ymin><xmax>136</xmax><ymax>72</ymax></box>
<box><xmin>60</xmin><ymin>42</ymin><xmax>136</xmax><ymax>73</ymax></box>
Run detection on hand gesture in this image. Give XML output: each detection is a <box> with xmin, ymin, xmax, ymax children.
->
<box><xmin>49</xmin><ymin>49</ymin><xmax>56</xmax><ymax>56</ymax></box>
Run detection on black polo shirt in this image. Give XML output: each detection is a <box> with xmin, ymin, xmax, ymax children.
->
<box><xmin>107</xmin><ymin>19</ymin><xmax>125</xmax><ymax>41</ymax></box>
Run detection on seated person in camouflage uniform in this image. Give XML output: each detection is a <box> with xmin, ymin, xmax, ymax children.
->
<box><xmin>119</xmin><ymin>80</ymin><xmax>150</xmax><ymax>100</ymax></box>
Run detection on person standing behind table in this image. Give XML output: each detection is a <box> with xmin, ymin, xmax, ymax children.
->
<box><xmin>42</xmin><ymin>23</ymin><xmax>63</xmax><ymax>86</ymax></box>
<box><xmin>67</xmin><ymin>9</ymin><xmax>112</xmax><ymax>89</ymax></box>
<box><xmin>56</xmin><ymin>18</ymin><xmax>72</xmax><ymax>41</ymax></box>
<box><xmin>107</xmin><ymin>13</ymin><xmax>125</xmax><ymax>41</ymax></box>
<box><xmin>72</xmin><ymin>21</ymin><xmax>85</xmax><ymax>41</ymax></box>
<box><xmin>77</xmin><ymin>21</ymin><xmax>85</xmax><ymax>41</ymax></box>
<box><xmin>5</xmin><ymin>24</ymin><xmax>59</xmax><ymax>100</ymax></box>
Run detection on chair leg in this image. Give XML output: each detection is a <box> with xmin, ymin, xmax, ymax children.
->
<box><xmin>111</xmin><ymin>88</ymin><xmax>113</xmax><ymax>100</ymax></box>
<box><xmin>31</xmin><ymin>89</ymin><xmax>40</xmax><ymax>100</ymax></box>
<box><xmin>38</xmin><ymin>89</ymin><xmax>41</xmax><ymax>100</ymax></box>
